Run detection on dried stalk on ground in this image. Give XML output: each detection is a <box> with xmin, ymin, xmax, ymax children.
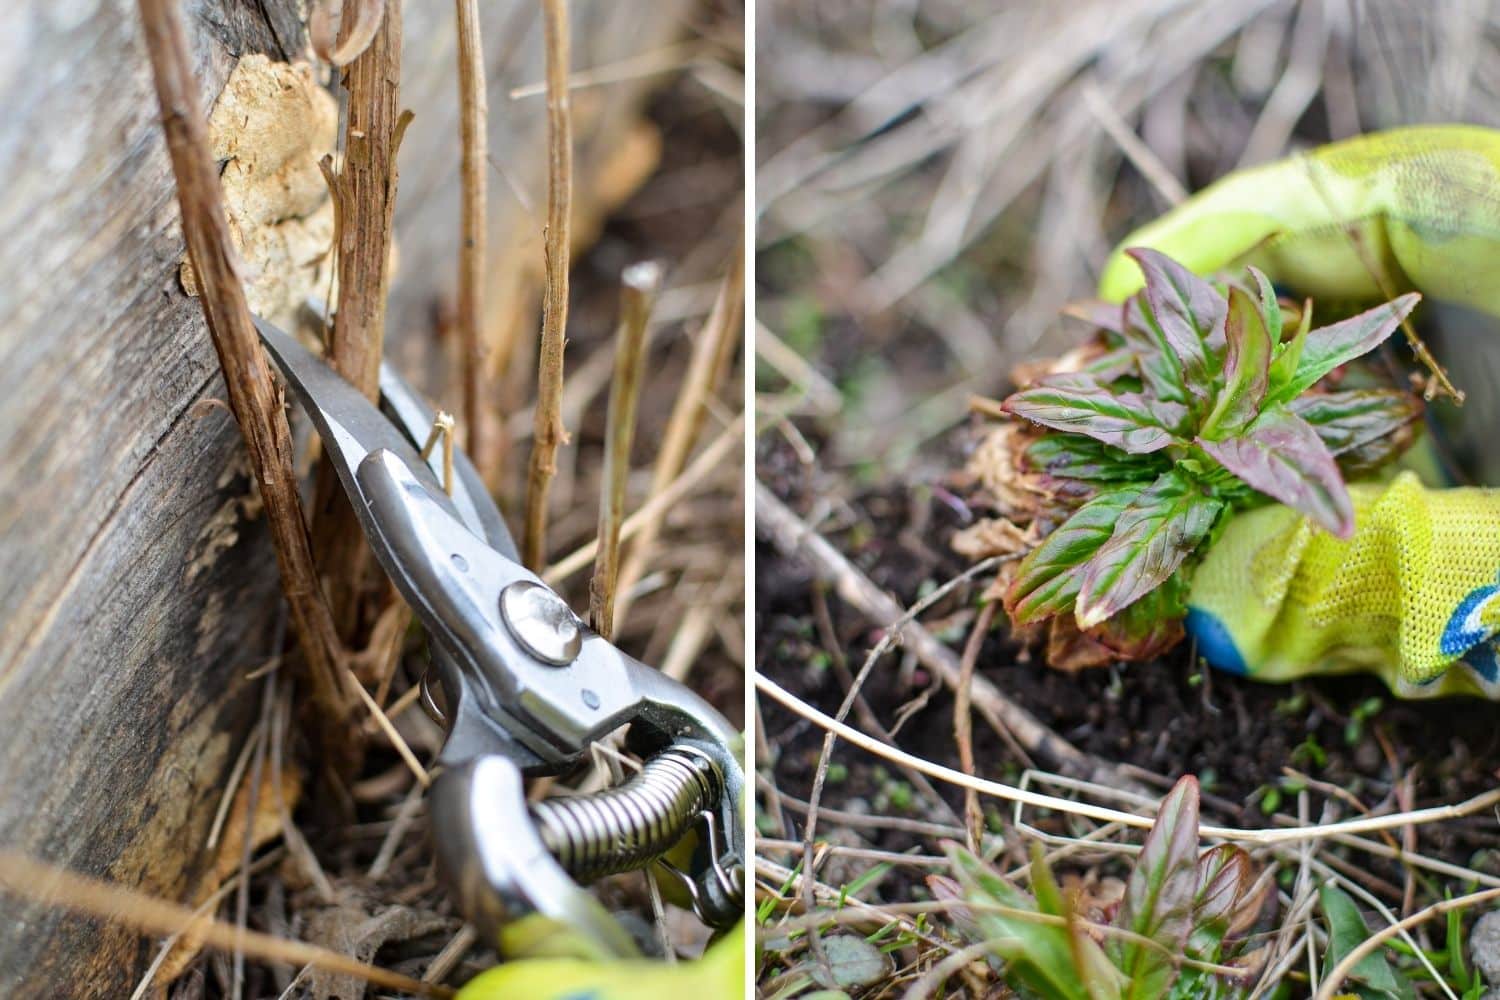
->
<box><xmin>455</xmin><ymin>0</ymin><xmax>489</xmax><ymax>470</ymax></box>
<box><xmin>0</xmin><ymin>850</ymin><xmax>452</xmax><ymax>999</ymax></box>
<box><xmin>312</xmin><ymin>0</ymin><xmax>406</xmax><ymax>641</ymax></box>
<box><xmin>136</xmin><ymin>0</ymin><xmax>351</xmax><ymax>741</ymax></box>
<box><xmin>589</xmin><ymin>262</ymin><xmax>662</xmax><ymax>639</ymax></box>
<box><xmin>524</xmin><ymin>0</ymin><xmax>575</xmax><ymax>570</ymax></box>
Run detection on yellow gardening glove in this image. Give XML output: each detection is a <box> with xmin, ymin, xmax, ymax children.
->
<box><xmin>1096</xmin><ymin>125</ymin><xmax>1500</xmax><ymax>696</ymax></box>
<box><xmin>456</xmin><ymin>921</ymin><xmax>744</xmax><ymax>1000</ymax></box>
<box><xmin>1185</xmin><ymin>471</ymin><xmax>1500</xmax><ymax>697</ymax></box>
<box><xmin>1098</xmin><ymin>124</ymin><xmax>1500</xmax><ymax>321</ymax></box>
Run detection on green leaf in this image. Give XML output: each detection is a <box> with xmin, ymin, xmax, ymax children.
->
<box><xmin>1197</xmin><ymin>405</ymin><xmax>1353</xmax><ymax>537</ymax></box>
<box><xmin>1248</xmin><ymin>266</ymin><xmax>1282</xmax><ymax>344</ymax></box>
<box><xmin>1112</xmin><ymin>776</ymin><xmax>1202</xmax><ymax>998</ymax></box>
<box><xmin>1200</xmin><ymin>286</ymin><xmax>1273</xmax><ymax>438</ymax></box>
<box><xmin>1006</xmin><ymin>486</ymin><xmax>1144</xmax><ymax>626</ymax></box>
<box><xmin>1023</xmin><ymin>434</ymin><xmax>1166</xmax><ymax>484</ymax></box>
<box><xmin>1320</xmin><ymin>885</ymin><xmax>1417</xmax><ymax>1000</ymax></box>
<box><xmin>1003</xmin><ymin>378</ymin><xmax>1187</xmax><ymax>455</ymax></box>
<box><xmin>1272</xmin><ymin>293</ymin><xmax>1420</xmax><ymax>402</ymax></box>
<box><xmin>1288</xmin><ymin>389</ymin><xmax>1422</xmax><ymax>458</ymax></box>
<box><xmin>943</xmin><ymin>843</ymin><xmax>1093</xmax><ymax>1000</ymax></box>
<box><xmin>1128</xmin><ymin>247</ymin><xmax>1225</xmax><ymax>401</ymax></box>
<box><xmin>1074</xmin><ymin>469</ymin><xmax>1224</xmax><ymax>630</ymax></box>
<box><xmin>808</xmin><ymin>935</ymin><xmax>891</xmax><ymax>990</ymax></box>
<box><xmin>1268</xmin><ymin>295</ymin><xmax>1312</xmax><ymax>391</ymax></box>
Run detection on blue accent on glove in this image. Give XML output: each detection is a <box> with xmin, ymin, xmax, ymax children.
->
<box><xmin>1184</xmin><ymin>606</ymin><xmax>1248</xmax><ymax>676</ymax></box>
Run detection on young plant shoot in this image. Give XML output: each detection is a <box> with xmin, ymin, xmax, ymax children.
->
<box><xmin>994</xmin><ymin>248</ymin><xmax>1421</xmax><ymax>661</ymax></box>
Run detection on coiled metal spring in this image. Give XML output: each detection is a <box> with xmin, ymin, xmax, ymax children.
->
<box><xmin>530</xmin><ymin>746</ymin><xmax>722</xmax><ymax>883</ymax></box>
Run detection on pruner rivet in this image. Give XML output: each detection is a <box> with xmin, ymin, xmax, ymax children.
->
<box><xmin>499</xmin><ymin>580</ymin><xmax>582</xmax><ymax>666</ymax></box>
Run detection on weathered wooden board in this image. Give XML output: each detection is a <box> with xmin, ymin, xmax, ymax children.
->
<box><xmin>0</xmin><ymin>0</ymin><xmax>691</xmax><ymax>992</ymax></box>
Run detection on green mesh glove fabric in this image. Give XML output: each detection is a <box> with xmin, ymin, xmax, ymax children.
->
<box><xmin>1186</xmin><ymin>472</ymin><xmax>1500</xmax><ymax>697</ymax></box>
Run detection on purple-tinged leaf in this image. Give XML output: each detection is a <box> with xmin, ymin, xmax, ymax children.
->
<box><xmin>1003</xmin><ymin>380</ymin><xmax>1187</xmax><ymax>455</ymax></box>
<box><xmin>1198</xmin><ymin>405</ymin><xmax>1354</xmax><ymax>537</ymax></box>
<box><xmin>1192</xmin><ymin>844</ymin><xmax>1254</xmax><ymax>938</ymax></box>
<box><xmin>1006</xmin><ymin>487</ymin><xmax>1144</xmax><ymax>626</ymax></box>
<box><xmin>1273</xmin><ymin>293</ymin><xmax>1420</xmax><ymax>401</ymax></box>
<box><xmin>1023</xmin><ymin>434</ymin><xmax>1166</xmax><ymax>484</ymax></box>
<box><xmin>1289</xmin><ymin>389</ymin><xmax>1423</xmax><ymax>458</ymax></box>
<box><xmin>1111</xmin><ymin>775</ymin><xmax>1202</xmax><ymax>998</ymax></box>
<box><xmin>1200</xmin><ymin>286</ymin><xmax>1273</xmax><ymax>438</ymax></box>
<box><xmin>1183</xmin><ymin>844</ymin><xmax>1259</xmax><ymax>970</ymax></box>
<box><xmin>1073</xmin><ymin>469</ymin><xmax>1223</xmax><ymax>630</ymax></box>
<box><xmin>1119</xmin><ymin>292</ymin><xmax>1191</xmax><ymax>406</ymax></box>
<box><xmin>1128</xmin><ymin>248</ymin><xmax>1226</xmax><ymax>403</ymax></box>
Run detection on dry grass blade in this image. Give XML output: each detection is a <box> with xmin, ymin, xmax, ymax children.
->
<box><xmin>128</xmin><ymin>849</ymin><xmax>286</xmax><ymax>1000</ymax></box>
<box><xmin>135</xmin><ymin>0</ymin><xmax>349</xmax><ymax>733</ymax></box>
<box><xmin>524</xmin><ymin>0</ymin><xmax>575</xmax><ymax>570</ymax></box>
<box><xmin>455</xmin><ymin>0</ymin><xmax>489</xmax><ymax>471</ymax></box>
<box><xmin>589</xmin><ymin>261</ymin><xmax>662</xmax><ymax>639</ymax></box>
<box><xmin>758</xmin><ymin>671</ymin><xmax>1500</xmax><ymax>845</ymax></box>
<box><xmin>0</xmin><ymin>850</ymin><xmax>453</xmax><ymax>999</ymax></box>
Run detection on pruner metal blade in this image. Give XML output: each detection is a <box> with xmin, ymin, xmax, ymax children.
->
<box><xmin>253</xmin><ymin>317</ymin><xmax>745</xmax><ymax>956</ymax></box>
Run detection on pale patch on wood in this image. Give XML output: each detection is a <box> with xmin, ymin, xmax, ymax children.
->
<box><xmin>179</xmin><ymin>54</ymin><xmax>338</xmax><ymax>328</ymax></box>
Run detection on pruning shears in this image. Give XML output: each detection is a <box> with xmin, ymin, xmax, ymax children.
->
<box><xmin>253</xmin><ymin>316</ymin><xmax>745</xmax><ymax>957</ymax></box>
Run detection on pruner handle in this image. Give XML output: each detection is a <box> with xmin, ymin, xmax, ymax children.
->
<box><xmin>432</xmin><ymin>740</ymin><xmax>744</xmax><ymax>959</ymax></box>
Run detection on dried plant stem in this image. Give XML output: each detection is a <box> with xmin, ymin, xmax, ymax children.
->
<box><xmin>955</xmin><ymin>601</ymin><xmax>998</xmax><ymax>851</ymax></box>
<box><xmin>614</xmin><ymin>248</ymin><xmax>744</xmax><ymax>620</ymax></box>
<box><xmin>543</xmin><ymin>412</ymin><xmax>745</xmax><ymax>584</ymax></box>
<box><xmin>0</xmin><ymin>850</ymin><xmax>453</xmax><ymax>999</ymax></box>
<box><xmin>759</xmin><ymin>671</ymin><xmax>1500</xmax><ymax>845</ymax></box>
<box><xmin>127</xmin><ymin>849</ymin><xmax>286</xmax><ymax>1000</ymax></box>
<box><xmin>136</xmin><ymin>0</ymin><xmax>349</xmax><ymax>735</ymax></box>
<box><xmin>455</xmin><ymin>0</ymin><xmax>489</xmax><ymax>471</ymax></box>
<box><xmin>313</xmin><ymin>0</ymin><xmax>405</xmax><ymax>641</ymax></box>
<box><xmin>589</xmin><ymin>262</ymin><xmax>662</xmax><ymax>638</ymax></box>
<box><xmin>524</xmin><ymin>0</ymin><xmax>575</xmax><ymax>570</ymax></box>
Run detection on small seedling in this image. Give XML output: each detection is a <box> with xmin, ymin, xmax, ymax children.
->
<box><xmin>932</xmin><ymin>774</ymin><xmax>1269</xmax><ymax>999</ymax></box>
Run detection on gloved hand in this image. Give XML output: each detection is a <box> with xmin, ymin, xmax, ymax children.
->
<box><xmin>1097</xmin><ymin>125</ymin><xmax>1500</xmax><ymax>696</ymax></box>
<box><xmin>456</xmin><ymin>921</ymin><xmax>744</xmax><ymax>1000</ymax></box>
<box><xmin>1185</xmin><ymin>471</ymin><xmax>1500</xmax><ymax>697</ymax></box>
